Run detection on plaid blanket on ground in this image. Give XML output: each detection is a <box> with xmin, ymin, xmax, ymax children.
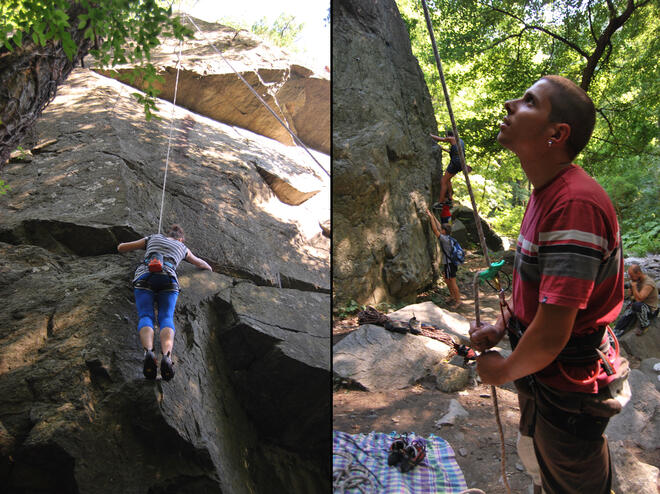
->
<box><xmin>333</xmin><ymin>430</ymin><xmax>468</xmax><ymax>493</ymax></box>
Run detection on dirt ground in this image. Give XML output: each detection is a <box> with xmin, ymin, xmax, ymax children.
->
<box><xmin>333</xmin><ymin>253</ymin><xmax>531</xmax><ymax>493</ymax></box>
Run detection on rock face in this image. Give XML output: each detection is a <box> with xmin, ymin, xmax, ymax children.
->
<box><xmin>99</xmin><ymin>17</ymin><xmax>330</xmax><ymax>155</ymax></box>
<box><xmin>451</xmin><ymin>205</ymin><xmax>504</xmax><ymax>252</ymax></box>
<box><xmin>333</xmin><ymin>0</ymin><xmax>445</xmax><ymax>306</ymax></box>
<box><xmin>332</xmin><ymin>302</ymin><xmax>469</xmax><ymax>391</ymax></box>
<box><xmin>0</xmin><ymin>68</ymin><xmax>330</xmax><ymax>492</ymax></box>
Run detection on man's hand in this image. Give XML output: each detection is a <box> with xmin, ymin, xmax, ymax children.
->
<box><xmin>469</xmin><ymin>321</ymin><xmax>505</xmax><ymax>352</ymax></box>
<box><xmin>475</xmin><ymin>351</ymin><xmax>509</xmax><ymax>385</ymax></box>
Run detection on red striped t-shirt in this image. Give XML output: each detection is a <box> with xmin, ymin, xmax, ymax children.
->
<box><xmin>512</xmin><ymin>164</ymin><xmax>624</xmax><ymax>393</ymax></box>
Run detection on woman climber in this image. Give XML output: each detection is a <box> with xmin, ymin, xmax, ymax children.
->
<box><xmin>117</xmin><ymin>224</ymin><xmax>212</xmax><ymax>381</ymax></box>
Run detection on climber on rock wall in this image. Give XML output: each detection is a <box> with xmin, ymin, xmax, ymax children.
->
<box><xmin>117</xmin><ymin>224</ymin><xmax>212</xmax><ymax>381</ymax></box>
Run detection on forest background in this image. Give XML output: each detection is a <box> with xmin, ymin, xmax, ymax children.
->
<box><xmin>397</xmin><ymin>0</ymin><xmax>659</xmax><ymax>255</ymax></box>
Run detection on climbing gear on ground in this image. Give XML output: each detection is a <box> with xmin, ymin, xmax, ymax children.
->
<box><xmin>358</xmin><ymin>306</ymin><xmax>466</xmax><ymax>356</ymax></box>
<box><xmin>333</xmin><ymin>450</ymin><xmax>380</xmax><ymax>493</ymax></box>
<box><xmin>408</xmin><ymin>316</ymin><xmax>422</xmax><ymax>334</ymax></box>
<box><xmin>160</xmin><ymin>351</ymin><xmax>174</xmax><ymax>381</ymax></box>
<box><xmin>387</xmin><ymin>436</ymin><xmax>408</xmax><ymax>467</ymax></box>
<box><xmin>143</xmin><ymin>349</ymin><xmax>157</xmax><ymax>380</ymax></box>
<box><xmin>398</xmin><ymin>438</ymin><xmax>426</xmax><ymax>473</ymax></box>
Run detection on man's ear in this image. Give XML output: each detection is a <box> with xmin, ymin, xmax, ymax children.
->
<box><xmin>551</xmin><ymin>123</ymin><xmax>571</xmax><ymax>145</ymax></box>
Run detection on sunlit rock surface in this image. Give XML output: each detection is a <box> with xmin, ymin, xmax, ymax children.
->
<box><xmin>0</xmin><ymin>68</ymin><xmax>329</xmax><ymax>493</ymax></box>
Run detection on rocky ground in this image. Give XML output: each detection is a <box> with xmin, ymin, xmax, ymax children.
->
<box><xmin>332</xmin><ymin>252</ymin><xmax>655</xmax><ymax>494</ymax></box>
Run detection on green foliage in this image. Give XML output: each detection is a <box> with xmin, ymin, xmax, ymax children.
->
<box><xmin>251</xmin><ymin>13</ymin><xmax>304</xmax><ymax>48</ymax></box>
<box><xmin>334</xmin><ymin>299</ymin><xmax>363</xmax><ymax>318</ymax></box>
<box><xmin>598</xmin><ymin>158</ymin><xmax>660</xmax><ymax>256</ymax></box>
<box><xmin>0</xmin><ymin>0</ymin><xmax>193</xmax><ymax>118</ymax></box>
<box><xmin>0</xmin><ymin>179</ymin><xmax>9</xmax><ymax>195</ymax></box>
<box><xmin>397</xmin><ymin>0</ymin><xmax>660</xmax><ymax>253</ymax></box>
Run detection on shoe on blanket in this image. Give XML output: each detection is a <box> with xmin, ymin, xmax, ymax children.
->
<box><xmin>143</xmin><ymin>349</ymin><xmax>157</xmax><ymax>380</ymax></box>
<box><xmin>387</xmin><ymin>437</ymin><xmax>408</xmax><ymax>467</ymax></box>
<box><xmin>399</xmin><ymin>438</ymin><xmax>426</xmax><ymax>473</ymax></box>
<box><xmin>160</xmin><ymin>352</ymin><xmax>175</xmax><ymax>381</ymax></box>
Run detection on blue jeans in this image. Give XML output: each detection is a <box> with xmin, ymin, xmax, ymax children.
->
<box><xmin>133</xmin><ymin>273</ymin><xmax>179</xmax><ymax>333</ymax></box>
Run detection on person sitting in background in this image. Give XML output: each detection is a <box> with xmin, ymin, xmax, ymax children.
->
<box><xmin>613</xmin><ymin>263</ymin><xmax>658</xmax><ymax>337</ymax></box>
<box><xmin>426</xmin><ymin>208</ymin><xmax>462</xmax><ymax>309</ymax></box>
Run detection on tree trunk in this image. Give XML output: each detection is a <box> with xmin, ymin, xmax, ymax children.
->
<box><xmin>0</xmin><ymin>9</ymin><xmax>91</xmax><ymax>164</ymax></box>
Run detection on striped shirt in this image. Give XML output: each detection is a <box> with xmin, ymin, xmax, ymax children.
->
<box><xmin>132</xmin><ymin>234</ymin><xmax>189</xmax><ymax>283</ymax></box>
<box><xmin>512</xmin><ymin>164</ymin><xmax>624</xmax><ymax>392</ymax></box>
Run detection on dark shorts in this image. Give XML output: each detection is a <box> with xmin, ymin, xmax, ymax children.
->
<box><xmin>443</xmin><ymin>262</ymin><xmax>457</xmax><ymax>279</ymax></box>
<box><xmin>446</xmin><ymin>160</ymin><xmax>462</xmax><ymax>175</ymax></box>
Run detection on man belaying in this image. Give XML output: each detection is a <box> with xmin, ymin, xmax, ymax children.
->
<box><xmin>117</xmin><ymin>224</ymin><xmax>212</xmax><ymax>381</ymax></box>
<box><xmin>468</xmin><ymin>76</ymin><xmax>630</xmax><ymax>494</ymax></box>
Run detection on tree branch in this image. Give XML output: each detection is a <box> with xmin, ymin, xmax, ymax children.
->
<box><xmin>482</xmin><ymin>2</ymin><xmax>590</xmax><ymax>58</ymax></box>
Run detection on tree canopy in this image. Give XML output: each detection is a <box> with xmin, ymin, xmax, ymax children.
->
<box><xmin>397</xmin><ymin>0</ymin><xmax>660</xmax><ymax>255</ymax></box>
<box><xmin>0</xmin><ymin>0</ymin><xmax>192</xmax><ymax>171</ymax></box>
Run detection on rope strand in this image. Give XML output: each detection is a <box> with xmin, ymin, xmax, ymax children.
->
<box><xmin>183</xmin><ymin>14</ymin><xmax>329</xmax><ymax>178</ymax></box>
<box><xmin>157</xmin><ymin>33</ymin><xmax>184</xmax><ymax>234</ymax></box>
<box><xmin>420</xmin><ymin>2</ymin><xmax>512</xmax><ymax>492</ymax></box>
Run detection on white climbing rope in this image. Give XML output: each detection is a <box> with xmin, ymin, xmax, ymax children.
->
<box><xmin>182</xmin><ymin>14</ymin><xmax>330</xmax><ymax>178</ymax></box>
<box><xmin>157</xmin><ymin>29</ymin><xmax>184</xmax><ymax>234</ymax></box>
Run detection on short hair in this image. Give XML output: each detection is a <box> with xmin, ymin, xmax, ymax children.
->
<box><xmin>540</xmin><ymin>75</ymin><xmax>595</xmax><ymax>159</ymax></box>
<box><xmin>442</xmin><ymin>224</ymin><xmax>452</xmax><ymax>235</ymax></box>
<box><xmin>167</xmin><ymin>224</ymin><xmax>185</xmax><ymax>241</ymax></box>
<box><xmin>628</xmin><ymin>263</ymin><xmax>642</xmax><ymax>274</ymax></box>
<box><xmin>445</xmin><ymin>128</ymin><xmax>454</xmax><ymax>137</ymax></box>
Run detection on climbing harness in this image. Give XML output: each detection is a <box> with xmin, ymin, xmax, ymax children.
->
<box><xmin>420</xmin><ymin>1</ymin><xmax>512</xmax><ymax>491</ymax></box>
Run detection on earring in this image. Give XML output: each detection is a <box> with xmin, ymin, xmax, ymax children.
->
<box><xmin>547</xmin><ymin>140</ymin><xmax>553</xmax><ymax>147</ymax></box>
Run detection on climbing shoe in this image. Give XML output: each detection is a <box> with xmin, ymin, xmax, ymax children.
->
<box><xmin>160</xmin><ymin>352</ymin><xmax>174</xmax><ymax>381</ymax></box>
<box><xmin>387</xmin><ymin>437</ymin><xmax>408</xmax><ymax>467</ymax></box>
<box><xmin>431</xmin><ymin>202</ymin><xmax>443</xmax><ymax>210</ymax></box>
<box><xmin>399</xmin><ymin>438</ymin><xmax>426</xmax><ymax>473</ymax></box>
<box><xmin>143</xmin><ymin>349</ymin><xmax>157</xmax><ymax>380</ymax></box>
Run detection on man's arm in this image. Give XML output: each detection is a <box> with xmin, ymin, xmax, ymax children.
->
<box><xmin>475</xmin><ymin>302</ymin><xmax>577</xmax><ymax>386</ymax></box>
<box><xmin>186</xmin><ymin>250</ymin><xmax>213</xmax><ymax>271</ymax></box>
<box><xmin>631</xmin><ymin>280</ymin><xmax>653</xmax><ymax>302</ymax></box>
<box><xmin>117</xmin><ymin>238</ymin><xmax>147</xmax><ymax>253</ymax></box>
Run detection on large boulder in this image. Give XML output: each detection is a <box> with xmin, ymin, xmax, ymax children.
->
<box><xmin>618</xmin><ymin>315</ymin><xmax>660</xmax><ymax>360</ymax></box>
<box><xmin>606</xmin><ymin>369</ymin><xmax>660</xmax><ymax>451</ymax></box>
<box><xmin>451</xmin><ymin>205</ymin><xmax>504</xmax><ymax>253</ymax></box>
<box><xmin>332</xmin><ymin>0</ymin><xmax>445</xmax><ymax>306</ymax></box>
<box><xmin>332</xmin><ymin>325</ymin><xmax>453</xmax><ymax>391</ymax></box>
<box><xmin>98</xmin><ymin>17</ymin><xmax>330</xmax><ymax>155</ymax></box>
<box><xmin>332</xmin><ymin>302</ymin><xmax>469</xmax><ymax>391</ymax></box>
<box><xmin>0</xmin><ymin>68</ymin><xmax>329</xmax><ymax>492</ymax></box>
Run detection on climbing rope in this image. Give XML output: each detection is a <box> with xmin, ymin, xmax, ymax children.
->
<box><xmin>183</xmin><ymin>14</ymin><xmax>330</xmax><ymax>179</ymax></box>
<box><xmin>420</xmin><ymin>1</ymin><xmax>512</xmax><ymax>492</ymax></box>
<box><xmin>157</xmin><ymin>28</ymin><xmax>184</xmax><ymax>234</ymax></box>
<box><xmin>332</xmin><ymin>451</ymin><xmax>380</xmax><ymax>493</ymax></box>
